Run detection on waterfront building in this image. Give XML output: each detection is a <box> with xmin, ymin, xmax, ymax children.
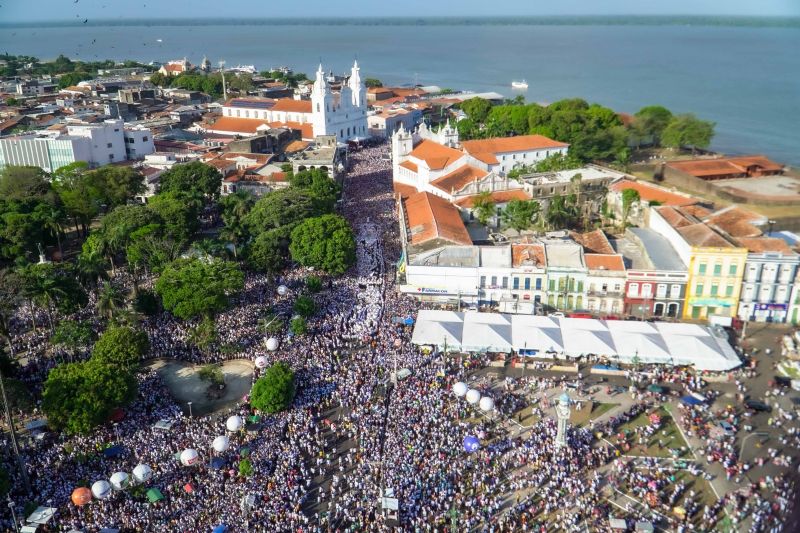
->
<box><xmin>543</xmin><ymin>239</ymin><xmax>588</xmax><ymax>311</ymax></box>
<box><xmin>507</xmin><ymin>243</ymin><xmax>548</xmax><ymax>314</ymax></box>
<box><xmin>649</xmin><ymin>206</ymin><xmax>747</xmax><ymax>320</ymax></box>
<box><xmin>736</xmin><ymin>237</ymin><xmax>799</xmax><ymax>323</ymax></box>
<box><xmin>0</xmin><ymin>119</ymin><xmax>153</xmax><ymax>172</ymax></box>
<box><xmin>583</xmin><ymin>253</ymin><xmax>626</xmax><ymax>316</ymax></box>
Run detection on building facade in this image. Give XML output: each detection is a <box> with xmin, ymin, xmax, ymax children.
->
<box><xmin>737</xmin><ymin>240</ymin><xmax>800</xmax><ymax>323</ymax></box>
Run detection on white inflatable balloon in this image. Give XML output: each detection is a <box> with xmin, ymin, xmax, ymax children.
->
<box><xmin>479</xmin><ymin>396</ymin><xmax>495</xmax><ymax>412</ymax></box>
<box><xmin>180</xmin><ymin>448</ymin><xmax>199</xmax><ymax>466</ymax></box>
<box><xmin>266</xmin><ymin>337</ymin><xmax>279</xmax><ymax>351</ymax></box>
<box><xmin>254</xmin><ymin>356</ymin><xmax>267</xmax><ymax>369</ymax></box>
<box><xmin>91</xmin><ymin>480</ymin><xmax>112</xmax><ymax>500</ymax></box>
<box><xmin>277</xmin><ymin>285</ymin><xmax>288</xmax><ymax>296</ymax></box>
<box><xmin>226</xmin><ymin>415</ymin><xmax>244</xmax><ymax>432</ymax></box>
<box><xmin>212</xmin><ymin>435</ymin><xmax>230</xmax><ymax>453</ymax></box>
<box><xmin>452</xmin><ymin>382</ymin><xmax>468</xmax><ymax>397</ymax></box>
<box><xmin>109</xmin><ymin>472</ymin><xmax>129</xmax><ymax>491</ymax></box>
<box><xmin>132</xmin><ymin>464</ymin><xmax>152</xmax><ymax>483</ymax></box>
<box><xmin>466</xmin><ymin>389</ymin><xmax>481</xmax><ymax>405</ymax></box>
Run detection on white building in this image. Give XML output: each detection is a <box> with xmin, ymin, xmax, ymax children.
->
<box><xmin>123</xmin><ymin>126</ymin><xmax>155</xmax><ymax>160</ymax></box>
<box><xmin>0</xmin><ymin>119</ymin><xmax>153</xmax><ymax>172</ymax></box>
<box><xmin>736</xmin><ymin>237</ymin><xmax>800</xmax><ymax>323</ymax></box>
<box><xmin>310</xmin><ymin>62</ymin><xmax>368</xmax><ymax>141</ymax></box>
<box><xmin>368</xmin><ymin>107</ymin><xmax>422</xmax><ymax>138</ymax></box>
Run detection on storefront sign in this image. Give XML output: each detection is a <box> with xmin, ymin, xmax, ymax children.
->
<box><xmin>754</xmin><ymin>303</ymin><xmax>787</xmax><ymax>311</ymax></box>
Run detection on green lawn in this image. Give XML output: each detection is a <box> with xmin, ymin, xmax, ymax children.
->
<box><xmin>616</xmin><ymin>407</ymin><xmax>688</xmax><ymax>458</ymax></box>
<box><xmin>570</xmin><ymin>401</ymin><xmax>619</xmax><ymax>428</ymax></box>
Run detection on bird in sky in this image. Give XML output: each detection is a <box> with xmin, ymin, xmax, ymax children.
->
<box><xmin>83</xmin><ymin>18</ymin><xmax>88</xmax><ymax>23</ymax></box>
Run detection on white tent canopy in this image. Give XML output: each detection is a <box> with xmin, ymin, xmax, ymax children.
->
<box><xmin>411</xmin><ymin>310</ymin><xmax>741</xmax><ymax>371</ymax></box>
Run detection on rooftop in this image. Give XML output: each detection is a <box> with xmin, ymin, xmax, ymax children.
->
<box><xmin>610</xmin><ymin>179</ymin><xmax>697</xmax><ymax>207</ymax></box>
<box><xmin>204</xmin><ymin>116</ymin><xmax>270</xmax><ymax>135</ymax></box>
<box><xmin>584</xmin><ymin>253</ymin><xmax>626</xmax><ymax>271</ymax></box>
<box><xmin>461</xmin><ymin>134</ymin><xmax>568</xmax><ymax>163</ymax></box>
<box><xmin>430</xmin><ymin>165</ymin><xmax>488</xmax><ymax>194</ymax></box>
<box><xmin>404</xmin><ymin>191</ymin><xmax>472</xmax><ymax>248</ymax></box>
<box><xmin>703</xmin><ymin>206</ymin><xmax>766</xmax><ymax>238</ymax></box>
<box><xmin>512</xmin><ymin>243</ymin><xmax>546</xmax><ymax>268</ymax></box>
<box><xmin>736</xmin><ymin>237</ymin><xmax>795</xmax><ymax>254</ymax></box>
<box><xmin>666</xmin><ymin>155</ymin><xmax>784</xmax><ymax>178</ymax></box>
<box><xmin>543</xmin><ymin>241</ymin><xmax>584</xmax><ymax>269</ymax></box>
<box><xmin>622</xmin><ymin>228</ymin><xmax>687</xmax><ymax>271</ymax></box>
<box><xmin>570</xmin><ymin>229</ymin><xmax>615</xmax><ymax>255</ymax></box>
<box><xmin>454</xmin><ymin>189</ymin><xmax>530</xmax><ymax>208</ymax></box>
<box><xmin>409</xmin><ymin>139</ymin><xmax>465</xmax><ymax>171</ymax></box>
<box><xmin>270</xmin><ymin>99</ymin><xmax>312</xmax><ymax>113</ymax></box>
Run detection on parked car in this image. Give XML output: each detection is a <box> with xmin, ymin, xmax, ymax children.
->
<box><xmin>744</xmin><ymin>399</ymin><xmax>772</xmax><ymax>413</ymax></box>
<box><xmin>719</xmin><ymin>421</ymin><xmax>736</xmax><ymax>434</ymax></box>
<box><xmin>549</xmin><ymin>312</ymin><xmax>565</xmax><ymax>318</ymax></box>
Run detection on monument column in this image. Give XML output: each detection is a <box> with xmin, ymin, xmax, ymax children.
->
<box><xmin>555</xmin><ymin>392</ymin><xmax>571</xmax><ymax>449</ymax></box>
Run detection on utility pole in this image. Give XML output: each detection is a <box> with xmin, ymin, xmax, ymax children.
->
<box><xmin>0</xmin><ymin>364</ymin><xmax>31</xmax><ymax>495</ymax></box>
<box><xmin>218</xmin><ymin>61</ymin><xmax>227</xmax><ymax>101</ymax></box>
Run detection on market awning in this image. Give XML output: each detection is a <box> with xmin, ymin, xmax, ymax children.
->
<box><xmin>681</xmin><ymin>395</ymin><xmax>703</xmax><ymax>406</ymax></box>
<box><xmin>146</xmin><ymin>488</ymin><xmax>165</xmax><ymax>503</ymax></box>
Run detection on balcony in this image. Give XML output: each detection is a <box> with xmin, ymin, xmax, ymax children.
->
<box><xmin>587</xmin><ymin>290</ymin><xmax>623</xmax><ymax>297</ymax></box>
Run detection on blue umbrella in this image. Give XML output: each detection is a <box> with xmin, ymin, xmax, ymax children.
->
<box><xmin>404</xmin><ymin>317</ymin><xmax>414</xmax><ymax>326</ymax></box>
<box><xmin>463</xmin><ymin>435</ymin><xmax>480</xmax><ymax>453</ymax></box>
<box><xmin>210</xmin><ymin>457</ymin><xmax>226</xmax><ymax>470</ymax></box>
<box><xmin>212</xmin><ymin>525</ymin><xmax>227</xmax><ymax>533</ymax></box>
<box><xmin>102</xmin><ymin>445</ymin><xmax>125</xmax><ymax>458</ymax></box>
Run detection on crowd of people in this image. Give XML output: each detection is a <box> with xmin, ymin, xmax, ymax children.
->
<box><xmin>1</xmin><ymin>142</ymin><xmax>796</xmax><ymax>532</ymax></box>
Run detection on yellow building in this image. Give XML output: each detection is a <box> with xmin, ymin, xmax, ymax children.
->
<box><xmin>649</xmin><ymin>206</ymin><xmax>747</xmax><ymax>320</ymax></box>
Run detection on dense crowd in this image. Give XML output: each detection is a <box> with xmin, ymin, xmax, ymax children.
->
<box><xmin>1</xmin><ymin>142</ymin><xmax>796</xmax><ymax>532</ymax></box>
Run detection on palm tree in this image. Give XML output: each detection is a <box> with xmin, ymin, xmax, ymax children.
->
<box><xmin>219</xmin><ymin>224</ymin><xmax>246</xmax><ymax>260</ymax></box>
<box><xmin>76</xmin><ymin>252</ymin><xmax>109</xmax><ymax>291</ymax></box>
<box><xmin>96</xmin><ymin>282</ymin><xmax>126</xmax><ymax>321</ymax></box>
<box><xmin>0</xmin><ymin>269</ymin><xmax>22</xmax><ymax>356</ymax></box>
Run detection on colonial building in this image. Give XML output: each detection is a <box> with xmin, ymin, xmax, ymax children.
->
<box><xmin>736</xmin><ymin>237</ymin><xmax>800</xmax><ymax>323</ymax></box>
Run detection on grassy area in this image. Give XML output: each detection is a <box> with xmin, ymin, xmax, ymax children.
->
<box><xmin>617</xmin><ymin>407</ymin><xmax>688</xmax><ymax>458</ymax></box>
<box><xmin>569</xmin><ymin>401</ymin><xmax>619</xmax><ymax>428</ymax></box>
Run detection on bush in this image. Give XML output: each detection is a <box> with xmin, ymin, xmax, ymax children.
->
<box><xmin>91</xmin><ymin>326</ymin><xmax>149</xmax><ymax>371</ymax></box>
<box><xmin>250</xmin><ymin>361</ymin><xmax>295</xmax><ymax>414</ymax></box>
<box><xmin>306</xmin><ymin>275</ymin><xmax>322</xmax><ymax>293</ymax></box>
<box><xmin>293</xmin><ymin>295</ymin><xmax>316</xmax><ymax>318</ymax></box>
<box><xmin>198</xmin><ymin>364</ymin><xmax>224</xmax><ymax>386</ymax></box>
<box><xmin>289</xmin><ymin>317</ymin><xmax>307</xmax><ymax>336</ymax></box>
<box><xmin>238</xmin><ymin>458</ymin><xmax>253</xmax><ymax>477</ymax></box>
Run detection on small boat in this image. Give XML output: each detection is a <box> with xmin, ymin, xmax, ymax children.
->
<box><xmin>156</xmin><ymin>39</ymin><xmax>163</xmax><ymax>43</ymax></box>
<box><xmin>511</xmin><ymin>80</ymin><xmax>528</xmax><ymax>90</ymax></box>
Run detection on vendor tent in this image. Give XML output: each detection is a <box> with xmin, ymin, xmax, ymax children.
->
<box><xmin>411</xmin><ymin>310</ymin><xmax>463</xmax><ymax>350</ymax></box>
<box><xmin>26</xmin><ymin>507</ymin><xmax>56</xmax><ymax>525</ymax></box>
<box><xmin>461</xmin><ymin>313</ymin><xmax>512</xmax><ymax>353</ymax></box>
<box><xmin>146</xmin><ymin>488</ymin><xmax>165</xmax><ymax>503</ymax></box>
<box><xmin>561</xmin><ymin>328</ymin><xmax>616</xmax><ymax>357</ymax></box>
<box><xmin>510</xmin><ymin>315</ymin><xmax>563</xmax><ymax>352</ymax></box>
<box><xmin>681</xmin><ymin>395</ymin><xmax>703</xmax><ymax>406</ymax></box>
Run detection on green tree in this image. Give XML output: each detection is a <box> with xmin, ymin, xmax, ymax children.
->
<box><xmin>76</xmin><ymin>235</ymin><xmax>110</xmax><ymax>289</ymax></box>
<box><xmin>133</xmin><ymin>289</ymin><xmax>160</xmax><ymax>316</ymax></box>
<box><xmin>159</xmin><ymin>161</ymin><xmax>223</xmax><ymax>200</ymax></box>
<box><xmin>246</xmin><ymin>228</ymin><xmax>289</xmax><ymax>273</ymax></box>
<box><xmin>621</xmin><ymin>188</ymin><xmax>641</xmax><ymax>229</ymax></box>
<box><xmin>87</xmin><ymin>166</ymin><xmax>146</xmax><ymax>208</ymax></box>
<box><xmin>258</xmin><ymin>312</ymin><xmax>284</xmax><ymax>335</ymax></box>
<box><xmin>461</xmin><ymin>97</ymin><xmax>492</xmax><ymax>124</ymax></box>
<box><xmin>306</xmin><ymin>275</ymin><xmax>323</xmax><ymax>293</ymax></box>
<box><xmin>96</xmin><ymin>281</ymin><xmax>126</xmax><ymax>321</ymax></box>
<box><xmin>0</xmin><ymin>165</ymin><xmax>54</xmax><ymax>203</ymax></box>
<box><xmin>198</xmin><ymin>363</ymin><xmax>224</xmax><ymax>386</ymax></box>
<box><xmin>632</xmin><ymin>105</ymin><xmax>673</xmax><ymax>146</ymax></box>
<box><xmin>289</xmin><ymin>168</ymin><xmax>340</xmax><ymax>211</ymax></box>
<box><xmin>189</xmin><ymin>317</ymin><xmax>218</xmax><ymax>353</ymax></box>
<box><xmin>148</xmin><ymin>71</ymin><xmax>168</xmax><ymax>87</ymax></box>
<box><xmin>19</xmin><ymin>262</ymin><xmax>87</xmax><ymax>330</ymax></box>
<box><xmin>58</xmin><ymin>71</ymin><xmax>93</xmax><ymax>88</ymax></box>
<box><xmin>227</xmin><ymin>73</ymin><xmax>254</xmax><ymax>93</ymax></box>
<box><xmin>0</xmin><ymin>268</ymin><xmax>22</xmax><ymax>356</ymax></box>
<box><xmin>250</xmin><ymin>361</ymin><xmax>295</xmax><ymax>413</ymax></box>
<box><xmin>289</xmin><ymin>214</ymin><xmax>356</xmax><ymax>275</ymax></box>
<box><xmin>364</xmin><ymin>78</ymin><xmax>383</xmax><ymax>88</ymax></box>
<box><xmin>51</xmin><ymin>320</ymin><xmax>95</xmax><ymax>362</ymax></box>
<box><xmin>533</xmin><ymin>153</ymin><xmax>583</xmax><ymax>173</ymax></box>
<box><xmin>41</xmin><ymin>358</ymin><xmax>137</xmax><ymax>435</ymax></box>
<box><xmin>91</xmin><ymin>326</ymin><xmax>149</xmax><ymax>371</ymax></box>
<box><xmin>238</xmin><ymin>458</ymin><xmax>254</xmax><ymax>477</ymax></box>
<box><xmin>661</xmin><ymin>114</ymin><xmax>715</xmax><ymax>150</ymax></box>
<box><xmin>472</xmin><ymin>191</ymin><xmax>496</xmax><ymax>226</ymax></box>
<box><xmin>220</xmin><ymin>190</ymin><xmax>256</xmax><ymax>229</ymax></box>
<box><xmin>244</xmin><ymin>188</ymin><xmax>329</xmax><ymax>235</ymax></box>
<box><xmin>155</xmin><ymin>258</ymin><xmax>244</xmax><ymax>320</ymax></box>
<box><xmin>289</xmin><ymin>316</ymin><xmax>307</xmax><ymax>336</ymax></box>
<box><xmin>146</xmin><ymin>191</ymin><xmax>200</xmax><ymax>243</ymax></box>
<box><xmin>97</xmin><ymin>204</ymin><xmax>161</xmax><ymax>267</ymax></box>
<box><xmin>501</xmin><ymin>199</ymin><xmax>541</xmax><ymax>232</ymax></box>
<box><xmin>293</xmin><ymin>295</ymin><xmax>316</xmax><ymax>318</ymax></box>
<box><xmin>545</xmin><ymin>194</ymin><xmax>580</xmax><ymax>230</ymax></box>
<box><xmin>51</xmin><ymin>162</ymin><xmax>99</xmax><ymax>235</ymax></box>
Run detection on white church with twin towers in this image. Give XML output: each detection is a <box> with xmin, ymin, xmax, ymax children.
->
<box><xmin>310</xmin><ymin>61</ymin><xmax>369</xmax><ymax>141</ymax></box>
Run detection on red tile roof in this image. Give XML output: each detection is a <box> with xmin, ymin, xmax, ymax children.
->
<box><xmin>404</xmin><ymin>191</ymin><xmax>471</xmax><ymax>247</ymax></box>
<box><xmin>610</xmin><ymin>179</ymin><xmax>697</xmax><ymax>207</ymax></box>
<box><xmin>284</xmin><ymin>140</ymin><xmax>310</xmax><ymax>153</ymax></box>
<box><xmin>666</xmin><ymin>155</ymin><xmax>784</xmax><ymax>178</ymax></box>
<box><xmin>268</xmin><ymin>121</ymin><xmax>314</xmax><ymax>140</ymax></box>
<box><xmin>271</xmin><ymin>99</ymin><xmax>312</xmax><ymax>113</ymax></box>
<box><xmin>585</xmin><ymin>253</ymin><xmax>626</xmax><ymax>271</ymax></box>
<box><xmin>512</xmin><ymin>243</ymin><xmax>546</xmax><ymax>268</ymax></box>
<box><xmin>570</xmin><ymin>229</ymin><xmax>615</xmax><ymax>255</ymax></box>
<box><xmin>461</xmin><ymin>135</ymin><xmax>568</xmax><ymax>165</ymax></box>
<box><xmin>409</xmin><ymin>139</ymin><xmax>464</xmax><ymax>170</ymax></box>
<box><xmin>430</xmin><ymin>165</ymin><xmax>488</xmax><ymax>194</ymax></box>
<box><xmin>454</xmin><ymin>189</ymin><xmax>531</xmax><ymax>208</ymax></box>
<box><xmin>393</xmin><ymin>182</ymin><xmax>419</xmax><ymax>199</ymax></box>
<box><xmin>736</xmin><ymin>237</ymin><xmax>794</xmax><ymax>254</ymax></box>
<box><xmin>704</xmin><ymin>206</ymin><xmax>765</xmax><ymax>238</ymax></box>
<box><xmin>399</xmin><ymin>160</ymin><xmax>418</xmax><ymax>173</ymax></box>
<box><xmin>204</xmin><ymin>116</ymin><xmax>270</xmax><ymax>135</ymax></box>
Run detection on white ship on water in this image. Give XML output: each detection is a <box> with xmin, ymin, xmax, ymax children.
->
<box><xmin>511</xmin><ymin>80</ymin><xmax>528</xmax><ymax>90</ymax></box>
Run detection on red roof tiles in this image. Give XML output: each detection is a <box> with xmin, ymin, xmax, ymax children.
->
<box><xmin>404</xmin><ymin>191</ymin><xmax>471</xmax><ymax>247</ymax></box>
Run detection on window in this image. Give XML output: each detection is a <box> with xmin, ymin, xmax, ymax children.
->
<box><xmin>106</xmin><ymin>143</ymin><xmax>112</xmax><ymax>148</ymax></box>
<box><xmin>691</xmin><ymin>306</ymin><xmax>701</xmax><ymax>319</ymax></box>
<box><xmin>698</xmin><ymin>263</ymin><xmax>707</xmax><ymax>275</ymax></box>
<box><xmin>480</xmin><ymin>276</ymin><xmax>486</xmax><ymax>288</ymax></box>
<box><xmin>695</xmin><ymin>284</ymin><xmax>704</xmax><ymax>296</ymax></box>
<box><xmin>713</xmin><ymin>264</ymin><xmax>722</xmax><ymax>276</ymax></box>
<box><xmin>729</xmin><ymin>264</ymin><xmax>737</xmax><ymax>276</ymax></box>
<box><xmin>524</xmin><ymin>278</ymin><xmax>531</xmax><ymax>290</ymax></box>
<box><xmin>670</xmin><ymin>284</ymin><xmax>681</xmax><ymax>299</ymax></box>
<box><xmin>501</xmin><ymin>277</ymin><xmax>508</xmax><ymax>289</ymax></box>
<box><xmin>513</xmin><ymin>278</ymin><xmax>520</xmax><ymax>290</ymax></box>
<box><xmin>628</xmin><ymin>283</ymin><xmax>639</xmax><ymax>297</ymax></box>
<box><xmin>577</xmin><ymin>281</ymin><xmax>583</xmax><ymax>292</ymax></box>
<box><xmin>725</xmin><ymin>285</ymin><xmax>734</xmax><ymax>297</ymax></box>
<box><xmin>491</xmin><ymin>276</ymin><xmax>497</xmax><ymax>287</ymax></box>
<box><xmin>710</xmin><ymin>284</ymin><xmax>718</xmax><ymax>296</ymax></box>
<box><xmin>656</xmin><ymin>284</ymin><xmax>667</xmax><ymax>298</ymax></box>
<box><xmin>614</xmin><ymin>284</ymin><xmax>621</xmax><ymax>292</ymax></box>
<box><xmin>535</xmin><ymin>278</ymin><xmax>541</xmax><ymax>290</ymax></box>
<box><xmin>143</xmin><ymin>136</ymin><xmax>148</xmax><ymax>142</ymax></box>
<box><xmin>549</xmin><ymin>280</ymin><xmax>555</xmax><ymax>291</ymax></box>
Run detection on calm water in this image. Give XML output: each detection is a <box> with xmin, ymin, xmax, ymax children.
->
<box><xmin>2</xmin><ymin>21</ymin><xmax>799</xmax><ymax>164</ymax></box>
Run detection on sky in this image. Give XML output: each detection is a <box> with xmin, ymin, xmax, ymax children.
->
<box><xmin>1</xmin><ymin>0</ymin><xmax>799</xmax><ymax>23</ymax></box>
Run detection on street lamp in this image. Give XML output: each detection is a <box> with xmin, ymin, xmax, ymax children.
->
<box><xmin>187</xmin><ymin>402</ymin><xmax>193</xmax><ymax>418</ymax></box>
<box><xmin>7</xmin><ymin>497</ymin><xmax>19</xmax><ymax>533</ymax></box>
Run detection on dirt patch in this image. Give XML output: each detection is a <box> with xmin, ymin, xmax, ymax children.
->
<box><xmin>147</xmin><ymin>358</ymin><xmax>254</xmax><ymax>416</ymax></box>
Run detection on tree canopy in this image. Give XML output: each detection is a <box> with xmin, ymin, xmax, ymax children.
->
<box><xmin>501</xmin><ymin>199</ymin><xmax>541</xmax><ymax>232</ymax></box>
<box><xmin>661</xmin><ymin>114</ymin><xmax>716</xmax><ymax>149</ymax></box>
<box><xmin>155</xmin><ymin>258</ymin><xmax>244</xmax><ymax>320</ymax></box>
<box><xmin>289</xmin><ymin>215</ymin><xmax>356</xmax><ymax>275</ymax></box>
<box><xmin>250</xmin><ymin>361</ymin><xmax>295</xmax><ymax>414</ymax></box>
<box><xmin>42</xmin><ymin>358</ymin><xmax>137</xmax><ymax>435</ymax></box>
<box><xmin>244</xmin><ymin>187</ymin><xmax>330</xmax><ymax>236</ymax></box>
<box><xmin>91</xmin><ymin>326</ymin><xmax>150</xmax><ymax>371</ymax></box>
<box><xmin>246</xmin><ymin>227</ymin><xmax>290</xmax><ymax>273</ymax></box>
<box><xmin>159</xmin><ymin>161</ymin><xmax>223</xmax><ymax>200</ymax></box>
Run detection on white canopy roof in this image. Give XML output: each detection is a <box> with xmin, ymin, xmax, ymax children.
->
<box><xmin>411</xmin><ymin>310</ymin><xmax>741</xmax><ymax>371</ymax></box>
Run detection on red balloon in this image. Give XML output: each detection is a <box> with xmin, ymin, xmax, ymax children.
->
<box><xmin>71</xmin><ymin>487</ymin><xmax>92</xmax><ymax>506</ymax></box>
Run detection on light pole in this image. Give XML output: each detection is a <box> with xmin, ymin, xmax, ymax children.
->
<box><xmin>7</xmin><ymin>497</ymin><xmax>19</xmax><ymax>532</ymax></box>
<box><xmin>187</xmin><ymin>402</ymin><xmax>193</xmax><ymax>418</ymax></box>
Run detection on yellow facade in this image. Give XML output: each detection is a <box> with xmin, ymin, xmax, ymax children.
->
<box><xmin>683</xmin><ymin>246</ymin><xmax>748</xmax><ymax>320</ymax></box>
